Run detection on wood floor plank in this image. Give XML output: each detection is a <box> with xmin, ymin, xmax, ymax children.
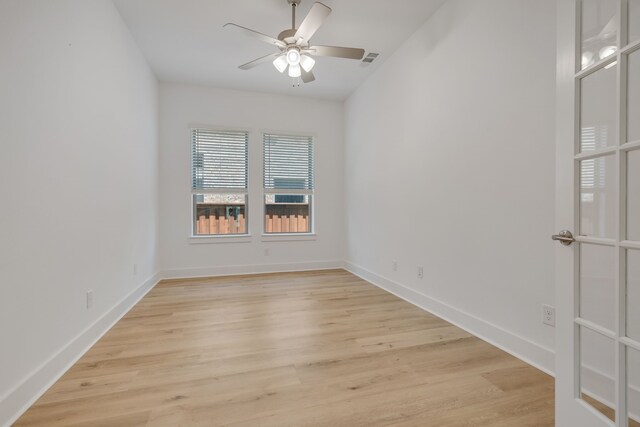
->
<box><xmin>15</xmin><ymin>269</ymin><xmax>555</xmax><ymax>426</ymax></box>
<box><xmin>356</xmin><ymin>325</ymin><xmax>473</xmax><ymax>353</ymax></box>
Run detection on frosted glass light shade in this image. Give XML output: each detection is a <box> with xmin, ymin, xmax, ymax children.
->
<box><xmin>599</xmin><ymin>45</ymin><xmax>617</xmax><ymax>60</ymax></box>
<box><xmin>300</xmin><ymin>55</ymin><xmax>315</xmax><ymax>72</ymax></box>
<box><xmin>582</xmin><ymin>52</ymin><xmax>595</xmax><ymax>69</ymax></box>
<box><xmin>288</xmin><ymin>64</ymin><xmax>301</xmax><ymax>78</ymax></box>
<box><xmin>286</xmin><ymin>49</ymin><xmax>301</xmax><ymax>66</ymax></box>
<box><xmin>273</xmin><ymin>56</ymin><xmax>288</xmax><ymax>73</ymax></box>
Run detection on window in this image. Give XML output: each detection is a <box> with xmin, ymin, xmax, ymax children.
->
<box><xmin>263</xmin><ymin>133</ymin><xmax>314</xmax><ymax>234</ymax></box>
<box><xmin>191</xmin><ymin>129</ymin><xmax>248</xmax><ymax>236</ymax></box>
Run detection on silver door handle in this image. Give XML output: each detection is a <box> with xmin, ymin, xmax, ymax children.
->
<box><xmin>552</xmin><ymin>230</ymin><xmax>575</xmax><ymax>246</ymax></box>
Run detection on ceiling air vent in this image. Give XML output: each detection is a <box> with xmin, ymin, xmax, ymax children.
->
<box><xmin>362</xmin><ymin>53</ymin><xmax>379</xmax><ymax>64</ymax></box>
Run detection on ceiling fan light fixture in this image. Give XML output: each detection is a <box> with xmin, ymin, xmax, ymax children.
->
<box><xmin>225</xmin><ymin>1</ymin><xmax>365</xmax><ymax>85</ymax></box>
<box><xmin>288</xmin><ymin>63</ymin><xmax>301</xmax><ymax>78</ymax></box>
<box><xmin>273</xmin><ymin>55</ymin><xmax>288</xmax><ymax>73</ymax></box>
<box><xmin>286</xmin><ymin>48</ymin><xmax>301</xmax><ymax>66</ymax></box>
<box><xmin>300</xmin><ymin>54</ymin><xmax>316</xmax><ymax>72</ymax></box>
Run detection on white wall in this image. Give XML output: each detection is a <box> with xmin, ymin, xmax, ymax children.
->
<box><xmin>344</xmin><ymin>0</ymin><xmax>557</xmax><ymax>372</ymax></box>
<box><xmin>159</xmin><ymin>83</ymin><xmax>344</xmax><ymax>277</ymax></box>
<box><xmin>0</xmin><ymin>1</ymin><xmax>159</xmax><ymax>424</ymax></box>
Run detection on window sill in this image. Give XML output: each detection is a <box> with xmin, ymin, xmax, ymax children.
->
<box><xmin>189</xmin><ymin>235</ymin><xmax>252</xmax><ymax>245</ymax></box>
<box><xmin>261</xmin><ymin>233</ymin><xmax>317</xmax><ymax>242</ymax></box>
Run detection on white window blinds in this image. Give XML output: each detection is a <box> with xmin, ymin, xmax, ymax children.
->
<box><xmin>580</xmin><ymin>127</ymin><xmax>608</xmax><ymax>189</ymax></box>
<box><xmin>263</xmin><ymin>133</ymin><xmax>314</xmax><ymax>192</ymax></box>
<box><xmin>191</xmin><ymin>129</ymin><xmax>248</xmax><ymax>191</ymax></box>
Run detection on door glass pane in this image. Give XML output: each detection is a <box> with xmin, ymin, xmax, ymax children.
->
<box><xmin>628</xmin><ymin>250</ymin><xmax>640</xmax><ymax>341</ymax></box>
<box><xmin>580</xmin><ymin>155</ymin><xmax>617</xmax><ymax>238</ymax></box>
<box><xmin>581</xmin><ymin>65</ymin><xmax>618</xmax><ymax>152</ymax></box>
<box><xmin>631</xmin><ymin>0</ymin><xmax>640</xmax><ymax>44</ymax></box>
<box><xmin>629</xmin><ymin>346</ymin><xmax>640</xmax><ymax>427</ymax></box>
<box><xmin>630</xmin><ymin>150</ymin><xmax>640</xmax><ymax>241</ymax></box>
<box><xmin>581</xmin><ymin>0</ymin><xmax>618</xmax><ymax>69</ymax></box>
<box><xmin>580</xmin><ymin>244</ymin><xmax>616</xmax><ymax>330</ymax></box>
<box><xmin>629</xmin><ymin>50</ymin><xmax>640</xmax><ymax>143</ymax></box>
<box><xmin>580</xmin><ymin>326</ymin><xmax>616</xmax><ymax>422</ymax></box>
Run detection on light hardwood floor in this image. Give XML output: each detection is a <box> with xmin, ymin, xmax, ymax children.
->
<box><xmin>16</xmin><ymin>269</ymin><xmax>555</xmax><ymax>426</ymax></box>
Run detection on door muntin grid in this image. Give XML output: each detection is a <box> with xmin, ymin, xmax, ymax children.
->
<box><xmin>576</xmin><ymin>1</ymin><xmax>640</xmax><ymax>426</ymax></box>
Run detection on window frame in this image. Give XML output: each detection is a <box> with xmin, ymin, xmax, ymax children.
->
<box><xmin>189</xmin><ymin>127</ymin><xmax>250</xmax><ymax>240</ymax></box>
<box><xmin>262</xmin><ymin>132</ymin><xmax>315</xmax><ymax>236</ymax></box>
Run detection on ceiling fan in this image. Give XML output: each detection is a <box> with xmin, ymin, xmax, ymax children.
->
<box><xmin>224</xmin><ymin>0</ymin><xmax>365</xmax><ymax>84</ymax></box>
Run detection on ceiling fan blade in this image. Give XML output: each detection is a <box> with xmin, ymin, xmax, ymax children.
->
<box><xmin>584</xmin><ymin>16</ymin><xmax>617</xmax><ymax>43</ymax></box>
<box><xmin>238</xmin><ymin>52</ymin><xmax>283</xmax><ymax>70</ymax></box>
<box><xmin>301</xmin><ymin>69</ymin><xmax>315</xmax><ymax>83</ymax></box>
<box><xmin>597</xmin><ymin>16</ymin><xmax>617</xmax><ymax>40</ymax></box>
<box><xmin>307</xmin><ymin>45</ymin><xmax>365</xmax><ymax>60</ymax></box>
<box><xmin>294</xmin><ymin>2</ymin><xmax>332</xmax><ymax>42</ymax></box>
<box><xmin>224</xmin><ymin>23</ymin><xmax>286</xmax><ymax>49</ymax></box>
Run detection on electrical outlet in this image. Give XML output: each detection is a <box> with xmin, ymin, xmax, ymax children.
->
<box><xmin>86</xmin><ymin>290</ymin><xmax>94</xmax><ymax>309</ymax></box>
<box><xmin>264</xmin><ymin>248</ymin><xmax>270</xmax><ymax>256</ymax></box>
<box><xmin>392</xmin><ymin>260</ymin><xmax>398</xmax><ymax>271</ymax></box>
<box><xmin>543</xmin><ymin>304</ymin><xmax>555</xmax><ymax>327</ymax></box>
<box><xmin>417</xmin><ymin>267</ymin><xmax>424</xmax><ymax>279</ymax></box>
<box><xmin>133</xmin><ymin>263</ymin><xmax>137</xmax><ymax>276</ymax></box>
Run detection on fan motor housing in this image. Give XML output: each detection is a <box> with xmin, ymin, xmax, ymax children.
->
<box><xmin>277</xmin><ymin>29</ymin><xmax>297</xmax><ymax>41</ymax></box>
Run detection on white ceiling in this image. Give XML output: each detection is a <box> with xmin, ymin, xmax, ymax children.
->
<box><xmin>113</xmin><ymin>0</ymin><xmax>445</xmax><ymax>100</ymax></box>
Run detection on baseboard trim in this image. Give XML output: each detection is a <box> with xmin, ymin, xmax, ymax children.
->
<box><xmin>161</xmin><ymin>260</ymin><xmax>345</xmax><ymax>280</ymax></box>
<box><xmin>0</xmin><ymin>272</ymin><xmax>161</xmax><ymax>427</ymax></box>
<box><xmin>344</xmin><ymin>261</ymin><xmax>556</xmax><ymax>377</ymax></box>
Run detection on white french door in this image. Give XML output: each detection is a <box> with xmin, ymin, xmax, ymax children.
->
<box><xmin>556</xmin><ymin>0</ymin><xmax>640</xmax><ymax>426</ymax></box>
